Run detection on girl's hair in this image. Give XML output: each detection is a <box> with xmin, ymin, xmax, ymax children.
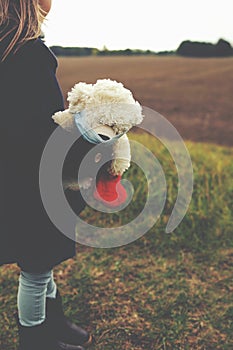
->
<box><xmin>0</xmin><ymin>0</ymin><xmax>46</xmax><ymax>61</ymax></box>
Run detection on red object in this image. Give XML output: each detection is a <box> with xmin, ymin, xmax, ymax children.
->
<box><xmin>94</xmin><ymin>173</ymin><xmax>127</xmax><ymax>207</ymax></box>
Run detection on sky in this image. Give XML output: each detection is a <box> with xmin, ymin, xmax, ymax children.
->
<box><xmin>42</xmin><ymin>0</ymin><xmax>233</xmax><ymax>52</ymax></box>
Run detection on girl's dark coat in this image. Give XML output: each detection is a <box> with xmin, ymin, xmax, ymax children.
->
<box><xmin>0</xmin><ymin>35</ymin><xmax>88</xmax><ymax>272</ymax></box>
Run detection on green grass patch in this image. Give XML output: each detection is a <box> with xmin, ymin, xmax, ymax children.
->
<box><xmin>1</xmin><ymin>133</ymin><xmax>233</xmax><ymax>349</ymax></box>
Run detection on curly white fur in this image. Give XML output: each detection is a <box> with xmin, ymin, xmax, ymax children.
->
<box><xmin>52</xmin><ymin>109</ymin><xmax>74</xmax><ymax>131</ymax></box>
<box><xmin>109</xmin><ymin>134</ymin><xmax>131</xmax><ymax>175</ymax></box>
<box><xmin>52</xmin><ymin>79</ymin><xmax>143</xmax><ymax>177</ymax></box>
<box><xmin>53</xmin><ymin>79</ymin><xmax>143</xmax><ymax>134</ymax></box>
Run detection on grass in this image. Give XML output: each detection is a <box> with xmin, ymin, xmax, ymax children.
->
<box><xmin>1</xmin><ymin>132</ymin><xmax>233</xmax><ymax>349</ymax></box>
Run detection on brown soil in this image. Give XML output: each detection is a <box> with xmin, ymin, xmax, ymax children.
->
<box><xmin>57</xmin><ymin>56</ymin><xmax>233</xmax><ymax>147</ymax></box>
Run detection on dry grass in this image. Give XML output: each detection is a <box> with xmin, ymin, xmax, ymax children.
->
<box><xmin>1</xmin><ymin>134</ymin><xmax>232</xmax><ymax>350</ymax></box>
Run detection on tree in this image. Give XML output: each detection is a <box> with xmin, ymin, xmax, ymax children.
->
<box><xmin>215</xmin><ymin>39</ymin><xmax>233</xmax><ymax>57</ymax></box>
<box><xmin>177</xmin><ymin>39</ymin><xmax>233</xmax><ymax>57</ymax></box>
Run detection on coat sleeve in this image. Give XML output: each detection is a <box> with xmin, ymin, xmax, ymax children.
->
<box><xmin>13</xmin><ymin>43</ymin><xmax>87</xmax><ymax>216</ymax></box>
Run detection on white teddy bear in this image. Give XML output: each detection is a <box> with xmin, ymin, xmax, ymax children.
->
<box><xmin>52</xmin><ymin>79</ymin><xmax>143</xmax><ymax>207</ymax></box>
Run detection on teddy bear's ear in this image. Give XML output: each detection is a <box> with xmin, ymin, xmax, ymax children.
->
<box><xmin>52</xmin><ymin>109</ymin><xmax>75</xmax><ymax>131</ymax></box>
<box><xmin>67</xmin><ymin>82</ymin><xmax>93</xmax><ymax>114</ymax></box>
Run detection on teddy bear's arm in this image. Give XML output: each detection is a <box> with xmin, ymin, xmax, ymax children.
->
<box><xmin>109</xmin><ymin>134</ymin><xmax>131</xmax><ymax>176</ymax></box>
<box><xmin>52</xmin><ymin>109</ymin><xmax>75</xmax><ymax>131</ymax></box>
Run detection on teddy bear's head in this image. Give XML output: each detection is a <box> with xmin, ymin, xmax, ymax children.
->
<box><xmin>52</xmin><ymin>79</ymin><xmax>143</xmax><ymax>133</ymax></box>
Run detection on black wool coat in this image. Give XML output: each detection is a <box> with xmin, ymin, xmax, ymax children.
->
<box><xmin>0</xmin><ymin>35</ymin><xmax>90</xmax><ymax>272</ymax></box>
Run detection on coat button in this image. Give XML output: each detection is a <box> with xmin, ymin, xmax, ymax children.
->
<box><xmin>94</xmin><ymin>152</ymin><xmax>102</xmax><ymax>163</ymax></box>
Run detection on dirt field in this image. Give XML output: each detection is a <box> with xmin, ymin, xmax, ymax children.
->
<box><xmin>57</xmin><ymin>56</ymin><xmax>233</xmax><ymax>146</ymax></box>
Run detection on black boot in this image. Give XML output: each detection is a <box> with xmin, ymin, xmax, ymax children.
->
<box><xmin>17</xmin><ymin>319</ymin><xmax>86</xmax><ymax>350</ymax></box>
<box><xmin>46</xmin><ymin>290</ymin><xmax>93</xmax><ymax>347</ymax></box>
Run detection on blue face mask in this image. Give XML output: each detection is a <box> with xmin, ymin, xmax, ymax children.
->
<box><xmin>74</xmin><ymin>111</ymin><xmax>125</xmax><ymax>145</ymax></box>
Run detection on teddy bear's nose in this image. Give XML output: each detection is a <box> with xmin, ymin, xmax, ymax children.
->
<box><xmin>98</xmin><ymin>134</ymin><xmax>110</xmax><ymax>141</ymax></box>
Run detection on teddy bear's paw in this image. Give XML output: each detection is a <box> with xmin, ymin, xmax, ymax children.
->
<box><xmin>52</xmin><ymin>109</ymin><xmax>75</xmax><ymax>131</ymax></box>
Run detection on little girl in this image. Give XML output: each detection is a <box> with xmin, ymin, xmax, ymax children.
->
<box><xmin>0</xmin><ymin>1</ymin><xmax>92</xmax><ymax>349</ymax></box>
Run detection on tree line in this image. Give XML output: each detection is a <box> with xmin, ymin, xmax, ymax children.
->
<box><xmin>50</xmin><ymin>39</ymin><xmax>233</xmax><ymax>58</ymax></box>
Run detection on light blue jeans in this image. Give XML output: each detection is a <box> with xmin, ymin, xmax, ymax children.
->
<box><xmin>17</xmin><ymin>270</ymin><xmax>57</xmax><ymax>327</ymax></box>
